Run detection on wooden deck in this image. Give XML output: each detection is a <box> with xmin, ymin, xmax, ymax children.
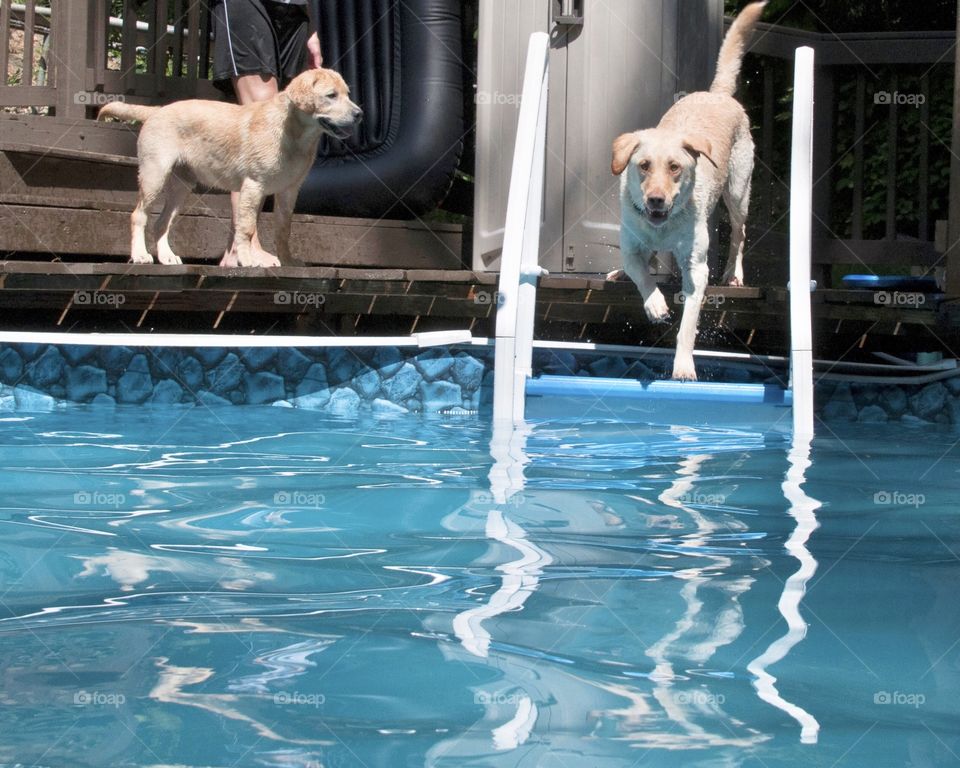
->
<box><xmin>0</xmin><ymin>260</ymin><xmax>953</xmax><ymax>361</ymax></box>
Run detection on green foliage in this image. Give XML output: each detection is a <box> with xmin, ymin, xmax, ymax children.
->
<box><xmin>729</xmin><ymin>2</ymin><xmax>955</xmax><ymax>246</ymax></box>
<box><xmin>831</xmin><ymin>67</ymin><xmax>953</xmax><ymax>241</ymax></box>
<box><xmin>725</xmin><ymin>0</ymin><xmax>955</xmax><ymax>32</ymax></box>
<box><xmin>106</xmin><ymin>0</ymin><xmax>187</xmax><ymax>76</ymax></box>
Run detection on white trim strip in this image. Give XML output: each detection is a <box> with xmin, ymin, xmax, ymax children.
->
<box><xmin>533</xmin><ymin>339</ymin><xmax>789</xmax><ymax>365</ymax></box>
<box><xmin>0</xmin><ymin>330</ymin><xmax>485</xmax><ymax>349</ymax></box>
<box><xmin>222</xmin><ymin>1</ymin><xmax>240</xmax><ymax>78</ymax></box>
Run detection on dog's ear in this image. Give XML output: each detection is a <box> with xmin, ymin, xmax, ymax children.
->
<box><xmin>284</xmin><ymin>72</ymin><xmax>312</xmax><ymax>110</ymax></box>
<box><xmin>682</xmin><ymin>135</ymin><xmax>718</xmax><ymax>168</ymax></box>
<box><xmin>285</xmin><ymin>70</ymin><xmax>324</xmax><ymax>113</ymax></box>
<box><xmin>611</xmin><ymin>132</ymin><xmax>642</xmax><ymax>176</ymax></box>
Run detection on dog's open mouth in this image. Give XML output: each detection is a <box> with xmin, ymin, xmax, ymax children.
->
<box><xmin>632</xmin><ymin>200</ymin><xmax>670</xmax><ymax>226</ymax></box>
<box><xmin>318</xmin><ymin>117</ymin><xmax>354</xmax><ymax>140</ymax></box>
<box><xmin>645</xmin><ymin>209</ymin><xmax>669</xmax><ymax>226</ymax></box>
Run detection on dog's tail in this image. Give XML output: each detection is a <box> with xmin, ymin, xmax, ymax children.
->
<box><xmin>97</xmin><ymin>102</ymin><xmax>159</xmax><ymax>123</ymax></box>
<box><xmin>709</xmin><ymin>1</ymin><xmax>766</xmax><ymax>97</ymax></box>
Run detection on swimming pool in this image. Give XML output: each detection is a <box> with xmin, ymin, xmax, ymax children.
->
<box><xmin>1</xmin><ymin>406</ymin><xmax>958</xmax><ymax>767</ymax></box>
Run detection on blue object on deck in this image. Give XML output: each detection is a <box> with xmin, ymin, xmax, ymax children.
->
<box><xmin>841</xmin><ymin>274</ymin><xmax>939</xmax><ymax>292</ymax></box>
<box><xmin>525</xmin><ymin>375</ymin><xmax>792</xmax><ymax>426</ymax></box>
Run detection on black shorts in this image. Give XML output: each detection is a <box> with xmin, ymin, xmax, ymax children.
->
<box><xmin>212</xmin><ymin>0</ymin><xmax>309</xmax><ymax>93</ymax></box>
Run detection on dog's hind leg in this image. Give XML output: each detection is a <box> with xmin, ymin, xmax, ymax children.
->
<box><xmin>154</xmin><ymin>174</ymin><xmax>190</xmax><ymax>265</ymax></box>
<box><xmin>722</xmin><ymin>188</ymin><xmax>748</xmax><ymax>287</ymax></box>
<box><xmin>131</xmin><ymin>158</ymin><xmax>173</xmax><ymax>264</ymax></box>
<box><xmin>721</xmin><ymin>134</ymin><xmax>753</xmax><ymax>287</ymax></box>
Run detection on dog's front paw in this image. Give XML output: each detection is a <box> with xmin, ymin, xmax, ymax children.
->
<box><xmin>643</xmin><ymin>290</ymin><xmax>671</xmax><ymax>323</ymax></box>
<box><xmin>238</xmin><ymin>253</ymin><xmax>281</xmax><ymax>268</ymax></box>
<box><xmin>724</xmin><ymin>274</ymin><xmax>744</xmax><ymax>287</ymax></box>
<box><xmin>130</xmin><ymin>251</ymin><xmax>154</xmax><ymax>265</ymax></box>
<box><xmin>606</xmin><ymin>268</ymin><xmax>627</xmax><ymax>282</ymax></box>
<box><xmin>158</xmin><ymin>251</ymin><xmax>182</xmax><ymax>266</ymax></box>
<box><xmin>671</xmin><ymin>356</ymin><xmax>698</xmax><ymax>381</ymax></box>
<box><xmin>277</xmin><ymin>252</ymin><xmax>306</xmax><ymax>267</ymax></box>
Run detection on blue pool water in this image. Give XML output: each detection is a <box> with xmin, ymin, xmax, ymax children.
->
<box><xmin>0</xmin><ymin>406</ymin><xmax>958</xmax><ymax>767</ymax></box>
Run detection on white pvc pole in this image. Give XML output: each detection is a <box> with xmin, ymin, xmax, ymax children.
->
<box><xmin>513</xmin><ymin>66</ymin><xmax>549</xmax><ymax>418</ymax></box>
<box><xmin>790</xmin><ymin>47</ymin><xmax>815</xmax><ymax>438</ymax></box>
<box><xmin>492</xmin><ymin>33</ymin><xmax>550</xmax><ymax>425</ymax></box>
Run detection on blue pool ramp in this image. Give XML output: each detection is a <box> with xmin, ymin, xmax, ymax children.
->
<box><xmin>525</xmin><ymin>375</ymin><xmax>793</xmax><ymax>427</ymax></box>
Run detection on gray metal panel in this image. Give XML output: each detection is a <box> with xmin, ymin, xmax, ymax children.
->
<box><xmin>677</xmin><ymin>0</ymin><xmax>724</xmax><ymax>94</ymax></box>
<box><xmin>551</xmin><ymin>0</ymin><xmax>676</xmax><ymax>273</ymax></box>
<box><xmin>472</xmin><ymin>0</ymin><xmax>551</xmax><ymax>270</ymax></box>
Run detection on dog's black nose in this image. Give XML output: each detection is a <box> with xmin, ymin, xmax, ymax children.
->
<box><xmin>352</xmin><ymin>106</ymin><xmax>363</xmax><ymax>123</ymax></box>
<box><xmin>647</xmin><ymin>196</ymin><xmax>666</xmax><ymax>210</ymax></box>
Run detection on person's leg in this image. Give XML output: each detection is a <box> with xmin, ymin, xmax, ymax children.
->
<box><xmin>234</xmin><ymin>72</ymin><xmax>278</xmax><ymax>103</ymax></box>
<box><xmin>221</xmin><ymin>1</ymin><xmax>310</xmax><ymax>267</ymax></box>
<box><xmin>212</xmin><ymin>0</ymin><xmax>283</xmax><ymax>266</ymax></box>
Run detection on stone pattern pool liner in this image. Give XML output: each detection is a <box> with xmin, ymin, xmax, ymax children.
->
<box><xmin>0</xmin><ymin>341</ymin><xmax>955</xmax><ymax>424</ymax></box>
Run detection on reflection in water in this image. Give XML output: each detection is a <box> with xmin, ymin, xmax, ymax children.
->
<box><xmin>74</xmin><ymin>547</ymin><xmax>276</xmax><ymax>591</ymax></box>
<box><xmin>448</xmin><ymin>421</ymin><xmax>548</xmax><ymax>751</ymax></box>
<box><xmin>441</xmin><ymin>422</ymin><xmax>778</xmax><ymax>760</ymax></box>
<box><xmin>451</xmin><ymin>506</ymin><xmax>553</xmax><ymax>659</ymax></box>
<box><xmin>748</xmin><ymin>433</ymin><xmax>821</xmax><ymax>743</ymax></box>
<box><xmin>628</xmin><ymin>451</ymin><xmax>767</xmax><ymax>750</ymax></box>
<box><xmin>149</xmin><ymin>657</ymin><xmax>330</xmax><ymax>748</ymax></box>
<box><xmin>229</xmin><ymin>637</ymin><xmax>337</xmax><ymax>694</ymax></box>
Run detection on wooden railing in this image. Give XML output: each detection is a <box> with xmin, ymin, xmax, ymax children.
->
<box><xmin>741</xmin><ymin>20</ymin><xmax>955</xmax><ymax>287</ymax></box>
<box><xmin>1</xmin><ymin>0</ymin><xmax>217</xmax><ymax>118</ymax></box>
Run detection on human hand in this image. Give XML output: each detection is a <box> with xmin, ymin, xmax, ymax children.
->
<box><xmin>306</xmin><ymin>32</ymin><xmax>323</xmax><ymax>68</ymax></box>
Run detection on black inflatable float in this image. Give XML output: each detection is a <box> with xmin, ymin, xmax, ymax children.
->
<box><xmin>296</xmin><ymin>0</ymin><xmax>464</xmax><ymax>219</ymax></box>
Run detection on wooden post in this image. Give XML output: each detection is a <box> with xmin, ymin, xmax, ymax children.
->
<box><xmin>851</xmin><ymin>71</ymin><xmax>865</xmax><ymax>239</ymax></box>
<box><xmin>885</xmin><ymin>74</ymin><xmax>899</xmax><ymax>240</ymax></box>
<box><xmin>811</xmin><ymin>65</ymin><xmax>835</xmax><ymax>244</ymax></box>
<box><xmin>53</xmin><ymin>0</ymin><xmax>91</xmax><ymax>119</ymax></box>
<box><xmin>811</xmin><ymin>64</ymin><xmax>834</xmax><ymax>287</ymax></box>
<box><xmin>761</xmin><ymin>59</ymin><xmax>774</xmax><ymax>226</ymax></box>
<box><xmin>948</xmin><ymin>0</ymin><xmax>960</xmax><ymax>297</ymax></box>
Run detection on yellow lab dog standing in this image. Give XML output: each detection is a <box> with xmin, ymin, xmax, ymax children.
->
<box><xmin>100</xmin><ymin>68</ymin><xmax>362</xmax><ymax>267</ymax></box>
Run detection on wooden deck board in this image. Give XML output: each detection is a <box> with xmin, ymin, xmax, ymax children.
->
<box><xmin>0</xmin><ymin>261</ymin><xmax>954</xmax><ymax>358</ymax></box>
